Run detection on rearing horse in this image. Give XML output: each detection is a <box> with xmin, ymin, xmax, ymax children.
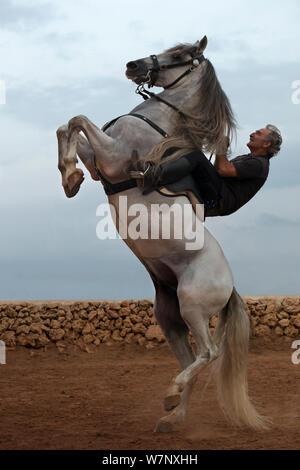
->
<box><xmin>57</xmin><ymin>36</ymin><xmax>269</xmax><ymax>432</ymax></box>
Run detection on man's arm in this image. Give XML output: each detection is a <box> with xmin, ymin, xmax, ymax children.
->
<box><xmin>214</xmin><ymin>154</ymin><xmax>238</xmax><ymax>178</ymax></box>
<box><xmin>214</xmin><ymin>137</ymin><xmax>238</xmax><ymax>178</ymax></box>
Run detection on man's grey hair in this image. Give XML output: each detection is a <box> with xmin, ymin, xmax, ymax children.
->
<box><xmin>265</xmin><ymin>124</ymin><xmax>282</xmax><ymax>158</ymax></box>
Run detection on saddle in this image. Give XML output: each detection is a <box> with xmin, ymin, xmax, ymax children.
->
<box><xmin>141</xmin><ymin>174</ymin><xmax>206</xmax><ymax>221</ymax></box>
<box><xmin>156</xmin><ymin>175</ymin><xmax>204</xmax><ymax>210</ymax></box>
<box><xmin>146</xmin><ymin>175</ymin><xmax>220</xmax><ymax>219</ymax></box>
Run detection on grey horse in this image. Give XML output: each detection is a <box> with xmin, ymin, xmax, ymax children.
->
<box><xmin>57</xmin><ymin>36</ymin><xmax>269</xmax><ymax>432</ymax></box>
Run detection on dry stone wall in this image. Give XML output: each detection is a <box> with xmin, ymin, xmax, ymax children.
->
<box><xmin>0</xmin><ymin>296</ymin><xmax>299</xmax><ymax>350</ymax></box>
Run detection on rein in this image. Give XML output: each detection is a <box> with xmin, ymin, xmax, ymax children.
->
<box><xmin>136</xmin><ymin>86</ymin><xmax>184</xmax><ymax>115</ymax></box>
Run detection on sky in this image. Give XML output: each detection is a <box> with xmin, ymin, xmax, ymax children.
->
<box><xmin>0</xmin><ymin>0</ymin><xmax>300</xmax><ymax>300</ymax></box>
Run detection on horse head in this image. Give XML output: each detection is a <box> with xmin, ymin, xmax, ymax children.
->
<box><xmin>125</xmin><ymin>36</ymin><xmax>208</xmax><ymax>89</ymax></box>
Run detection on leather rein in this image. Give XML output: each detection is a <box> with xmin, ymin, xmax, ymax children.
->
<box><xmin>93</xmin><ymin>52</ymin><xmax>206</xmax><ymax>195</ymax></box>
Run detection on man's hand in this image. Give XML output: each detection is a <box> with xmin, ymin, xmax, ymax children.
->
<box><xmin>214</xmin><ymin>136</ymin><xmax>237</xmax><ymax>178</ymax></box>
<box><xmin>215</xmin><ymin>136</ymin><xmax>230</xmax><ymax>155</ymax></box>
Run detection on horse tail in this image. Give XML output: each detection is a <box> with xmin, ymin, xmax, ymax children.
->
<box><xmin>213</xmin><ymin>287</ymin><xmax>271</xmax><ymax>430</ymax></box>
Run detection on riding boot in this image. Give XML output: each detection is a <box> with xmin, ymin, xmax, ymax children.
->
<box><xmin>128</xmin><ymin>150</ymin><xmax>195</xmax><ymax>194</ymax></box>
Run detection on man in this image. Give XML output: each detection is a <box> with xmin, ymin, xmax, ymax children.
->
<box><xmin>129</xmin><ymin>124</ymin><xmax>282</xmax><ymax>217</ymax></box>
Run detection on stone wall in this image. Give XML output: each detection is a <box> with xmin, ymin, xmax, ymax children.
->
<box><xmin>0</xmin><ymin>296</ymin><xmax>299</xmax><ymax>351</ymax></box>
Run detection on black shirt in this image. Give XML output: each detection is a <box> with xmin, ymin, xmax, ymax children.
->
<box><xmin>218</xmin><ymin>154</ymin><xmax>270</xmax><ymax>215</ymax></box>
<box><xmin>157</xmin><ymin>150</ymin><xmax>270</xmax><ymax>217</ymax></box>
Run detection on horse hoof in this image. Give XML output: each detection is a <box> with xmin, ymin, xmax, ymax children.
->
<box><xmin>164</xmin><ymin>393</ymin><xmax>181</xmax><ymax>412</ymax></box>
<box><xmin>154</xmin><ymin>418</ymin><xmax>174</xmax><ymax>434</ymax></box>
<box><xmin>64</xmin><ymin>169</ymin><xmax>84</xmax><ymax>198</ymax></box>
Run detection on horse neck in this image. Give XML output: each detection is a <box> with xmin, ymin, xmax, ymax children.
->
<box><xmin>161</xmin><ymin>67</ymin><xmax>204</xmax><ymax>111</ymax></box>
<box><xmin>134</xmin><ymin>65</ymin><xmax>204</xmax><ymax>125</ymax></box>
<box><xmin>131</xmin><ymin>67</ymin><xmax>205</xmax><ymax>135</ymax></box>
<box><xmin>142</xmin><ymin>63</ymin><xmax>205</xmax><ymax>113</ymax></box>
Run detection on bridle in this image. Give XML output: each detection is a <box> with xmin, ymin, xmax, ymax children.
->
<box><xmin>135</xmin><ymin>51</ymin><xmax>206</xmax><ymax>106</ymax></box>
<box><xmin>146</xmin><ymin>51</ymin><xmax>205</xmax><ymax>89</ymax></box>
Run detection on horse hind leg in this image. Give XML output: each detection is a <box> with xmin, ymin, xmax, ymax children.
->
<box><xmin>152</xmin><ymin>283</ymin><xmax>197</xmax><ymax>433</ymax></box>
<box><xmin>57</xmin><ymin>125</ymin><xmax>84</xmax><ymax>198</ymax></box>
<box><xmin>163</xmin><ymin>285</ymin><xmax>223</xmax><ymax>417</ymax></box>
<box><xmin>170</xmin><ymin>315</ymin><xmax>217</xmax><ymax>394</ymax></box>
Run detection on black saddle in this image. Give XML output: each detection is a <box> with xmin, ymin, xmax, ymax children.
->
<box><xmin>162</xmin><ymin>175</ymin><xmax>204</xmax><ymax>203</ymax></box>
<box><xmin>144</xmin><ymin>175</ymin><xmax>220</xmax><ymax>218</ymax></box>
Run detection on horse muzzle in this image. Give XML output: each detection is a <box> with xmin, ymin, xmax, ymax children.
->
<box><xmin>125</xmin><ymin>60</ymin><xmax>152</xmax><ymax>84</ymax></box>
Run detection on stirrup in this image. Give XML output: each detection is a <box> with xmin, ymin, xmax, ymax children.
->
<box><xmin>129</xmin><ymin>162</ymin><xmax>152</xmax><ymax>179</ymax></box>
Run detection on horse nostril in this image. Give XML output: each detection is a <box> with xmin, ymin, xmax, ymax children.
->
<box><xmin>126</xmin><ymin>61</ymin><xmax>138</xmax><ymax>70</ymax></box>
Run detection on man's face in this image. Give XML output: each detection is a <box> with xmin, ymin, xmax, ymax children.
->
<box><xmin>247</xmin><ymin>128</ymin><xmax>272</xmax><ymax>154</ymax></box>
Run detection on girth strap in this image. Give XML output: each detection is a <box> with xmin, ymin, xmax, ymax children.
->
<box><xmin>92</xmin><ymin>152</ymin><xmax>138</xmax><ymax>196</ymax></box>
<box><xmin>94</xmin><ymin>113</ymin><xmax>168</xmax><ymax>196</ymax></box>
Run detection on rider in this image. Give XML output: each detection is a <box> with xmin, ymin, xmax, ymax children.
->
<box><xmin>129</xmin><ymin>124</ymin><xmax>282</xmax><ymax>217</ymax></box>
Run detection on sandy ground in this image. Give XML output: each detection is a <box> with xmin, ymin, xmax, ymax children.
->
<box><xmin>0</xmin><ymin>338</ymin><xmax>299</xmax><ymax>450</ymax></box>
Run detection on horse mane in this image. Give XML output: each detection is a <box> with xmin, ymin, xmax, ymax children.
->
<box><xmin>144</xmin><ymin>43</ymin><xmax>237</xmax><ymax>168</ymax></box>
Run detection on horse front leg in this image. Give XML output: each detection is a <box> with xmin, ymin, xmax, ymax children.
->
<box><xmin>57</xmin><ymin>124</ymin><xmax>85</xmax><ymax>198</ymax></box>
<box><xmin>77</xmin><ymin>134</ymin><xmax>100</xmax><ymax>182</ymax></box>
<box><xmin>57</xmin><ymin>115</ymin><xmax>121</xmax><ymax>198</ymax></box>
<box><xmin>68</xmin><ymin>115</ymin><xmax>125</xmax><ymax>180</ymax></box>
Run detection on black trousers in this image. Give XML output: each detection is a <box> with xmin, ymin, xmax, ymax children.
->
<box><xmin>159</xmin><ymin>150</ymin><xmax>223</xmax><ymax>205</ymax></box>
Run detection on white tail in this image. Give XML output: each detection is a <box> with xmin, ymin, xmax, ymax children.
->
<box><xmin>213</xmin><ymin>287</ymin><xmax>271</xmax><ymax>430</ymax></box>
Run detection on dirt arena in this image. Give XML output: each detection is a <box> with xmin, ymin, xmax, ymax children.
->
<box><xmin>0</xmin><ymin>338</ymin><xmax>299</xmax><ymax>450</ymax></box>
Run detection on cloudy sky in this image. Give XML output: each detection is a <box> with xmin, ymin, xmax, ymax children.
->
<box><xmin>0</xmin><ymin>0</ymin><xmax>300</xmax><ymax>300</ymax></box>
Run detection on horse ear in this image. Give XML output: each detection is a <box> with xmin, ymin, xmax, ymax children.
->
<box><xmin>195</xmin><ymin>36</ymin><xmax>208</xmax><ymax>54</ymax></box>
